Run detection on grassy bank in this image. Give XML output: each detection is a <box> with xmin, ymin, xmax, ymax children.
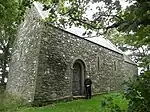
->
<box><xmin>17</xmin><ymin>93</ymin><xmax>128</xmax><ymax>112</ymax></box>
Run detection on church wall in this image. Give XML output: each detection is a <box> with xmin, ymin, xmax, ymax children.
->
<box><xmin>33</xmin><ymin>23</ymin><xmax>135</xmax><ymax>103</ymax></box>
<box><xmin>6</xmin><ymin>7</ymin><xmax>42</xmax><ymax>102</ymax></box>
<box><xmin>123</xmin><ymin>62</ymin><xmax>138</xmax><ymax>81</ymax></box>
<box><xmin>6</xmin><ymin>5</ymin><xmax>138</xmax><ymax>105</ymax></box>
<box><xmin>34</xmin><ymin>25</ymin><xmax>72</xmax><ymax>104</ymax></box>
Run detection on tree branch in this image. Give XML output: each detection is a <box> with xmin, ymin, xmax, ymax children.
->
<box><xmin>69</xmin><ymin>14</ymin><xmax>102</xmax><ymax>29</ymax></box>
<box><xmin>95</xmin><ymin>14</ymin><xmax>123</xmax><ymax>21</ymax></box>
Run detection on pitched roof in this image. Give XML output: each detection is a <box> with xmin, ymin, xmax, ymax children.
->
<box><xmin>33</xmin><ymin>2</ymin><xmax>136</xmax><ymax>65</ymax></box>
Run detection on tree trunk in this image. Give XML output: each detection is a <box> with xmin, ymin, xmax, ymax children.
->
<box><xmin>1</xmin><ymin>41</ymin><xmax>10</xmax><ymax>90</ymax></box>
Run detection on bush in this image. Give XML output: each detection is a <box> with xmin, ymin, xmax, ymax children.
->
<box><xmin>124</xmin><ymin>70</ymin><xmax>150</xmax><ymax>112</ymax></box>
<box><xmin>100</xmin><ymin>93</ymin><xmax>127</xmax><ymax>112</ymax></box>
<box><xmin>0</xmin><ymin>91</ymin><xmax>26</xmax><ymax>112</ymax></box>
<box><xmin>100</xmin><ymin>70</ymin><xmax>150</xmax><ymax>112</ymax></box>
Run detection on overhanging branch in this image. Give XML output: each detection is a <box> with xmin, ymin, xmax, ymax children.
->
<box><xmin>95</xmin><ymin>14</ymin><xmax>123</xmax><ymax>21</ymax></box>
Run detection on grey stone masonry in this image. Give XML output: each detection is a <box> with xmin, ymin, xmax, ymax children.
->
<box><xmin>6</xmin><ymin>6</ymin><xmax>138</xmax><ymax>105</ymax></box>
<box><xmin>6</xmin><ymin>7</ymin><xmax>42</xmax><ymax>102</ymax></box>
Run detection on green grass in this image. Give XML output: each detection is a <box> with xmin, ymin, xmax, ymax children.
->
<box><xmin>17</xmin><ymin>93</ymin><xmax>128</xmax><ymax>112</ymax></box>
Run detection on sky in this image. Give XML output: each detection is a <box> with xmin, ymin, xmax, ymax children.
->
<box><xmin>66</xmin><ymin>0</ymin><xmax>130</xmax><ymax>36</ymax></box>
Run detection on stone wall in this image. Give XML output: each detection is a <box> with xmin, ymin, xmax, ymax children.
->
<box><xmin>123</xmin><ymin>61</ymin><xmax>138</xmax><ymax>81</ymax></box>
<box><xmin>6</xmin><ymin>7</ymin><xmax>42</xmax><ymax>102</ymax></box>
<box><xmin>6</xmin><ymin>6</ymin><xmax>137</xmax><ymax>104</ymax></box>
<box><xmin>33</xmin><ymin>23</ymin><xmax>136</xmax><ymax>103</ymax></box>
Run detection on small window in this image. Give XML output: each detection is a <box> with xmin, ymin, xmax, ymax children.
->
<box><xmin>98</xmin><ymin>56</ymin><xmax>100</xmax><ymax>70</ymax></box>
<box><xmin>114</xmin><ymin>61</ymin><xmax>117</xmax><ymax>71</ymax></box>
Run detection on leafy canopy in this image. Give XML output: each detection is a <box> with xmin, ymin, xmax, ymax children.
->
<box><xmin>0</xmin><ymin>0</ymin><xmax>32</xmax><ymax>85</ymax></box>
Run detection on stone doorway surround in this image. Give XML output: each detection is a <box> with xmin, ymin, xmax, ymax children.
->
<box><xmin>71</xmin><ymin>59</ymin><xmax>86</xmax><ymax>96</ymax></box>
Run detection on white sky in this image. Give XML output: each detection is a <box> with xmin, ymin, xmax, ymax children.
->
<box><xmin>67</xmin><ymin>0</ymin><xmax>130</xmax><ymax>35</ymax></box>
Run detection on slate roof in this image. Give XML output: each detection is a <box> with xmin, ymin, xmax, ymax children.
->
<box><xmin>33</xmin><ymin>2</ymin><xmax>136</xmax><ymax>65</ymax></box>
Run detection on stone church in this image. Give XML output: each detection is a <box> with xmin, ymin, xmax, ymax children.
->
<box><xmin>6</xmin><ymin>2</ymin><xmax>137</xmax><ymax>104</ymax></box>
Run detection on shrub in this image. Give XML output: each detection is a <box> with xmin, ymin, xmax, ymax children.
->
<box><xmin>100</xmin><ymin>93</ymin><xmax>127</xmax><ymax>112</ymax></box>
<box><xmin>100</xmin><ymin>70</ymin><xmax>150</xmax><ymax>112</ymax></box>
<box><xmin>0</xmin><ymin>91</ymin><xmax>26</xmax><ymax>112</ymax></box>
<box><xmin>124</xmin><ymin>70</ymin><xmax>150</xmax><ymax>112</ymax></box>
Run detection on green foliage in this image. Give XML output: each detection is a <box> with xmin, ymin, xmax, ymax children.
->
<box><xmin>106</xmin><ymin>29</ymin><xmax>149</xmax><ymax>68</ymax></box>
<box><xmin>124</xmin><ymin>70</ymin><xmax>150</xmax><ymax>112</ymax></box>
<box><xmin>0</xmin><ymin>91</ymin><xmax>26</xmax><ymax>112</ymax></box>
<box><xmin>100</xmin><ymin>93</ymin><xmax>127</xmax><ymax>112</ymax></box>
<box><xmin>0</xmin><ymin>0</ymin><xmax>31</xmax><ymax>85</ymax></box>
<box><xmin>99</xmin><ymin>71</ymin><xmax>150</xmax><ymax>112</ymax></box>
<box><xmin>37</xmin><ymin>0</ymin><xmax>123</xmax><ymax>31</ymax></box>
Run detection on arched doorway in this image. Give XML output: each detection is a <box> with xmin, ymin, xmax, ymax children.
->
<box><xmin>72</xmin><ymin>59</ymin><xmax>85</xmax><ymax>96</ymax></box>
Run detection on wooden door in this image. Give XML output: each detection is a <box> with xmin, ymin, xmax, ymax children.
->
<box><xmin>72</xmin><ymin>62</ymin><xmax>81</xmax><ymax>96</ymax></box>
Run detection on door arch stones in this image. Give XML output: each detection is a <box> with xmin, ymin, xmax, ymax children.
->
<box><xmin>72</xmin><ymin>59</ymin><xmax>86</xmax><ymax>96</ymax></box>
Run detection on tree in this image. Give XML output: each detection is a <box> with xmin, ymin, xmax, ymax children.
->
<box><xmin>0</xmin><ymin>0</ymin><xmax>32</xmax><ymax>88</ymax></box>
<box><xmin>35</xmin><ymin>0</ymin><xmax>149</xmax><ymax>41</ymax></box>
<box><xmin>106</xmin><ymin>29</ymin><xmax>149</xmax><ymax>71</ymax></box>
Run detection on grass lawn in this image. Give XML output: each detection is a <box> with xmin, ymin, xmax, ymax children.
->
<box><xmin>17</xmin><ymin>93</ymin><xmax>128</xmax><ymax>112</ymax></box>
